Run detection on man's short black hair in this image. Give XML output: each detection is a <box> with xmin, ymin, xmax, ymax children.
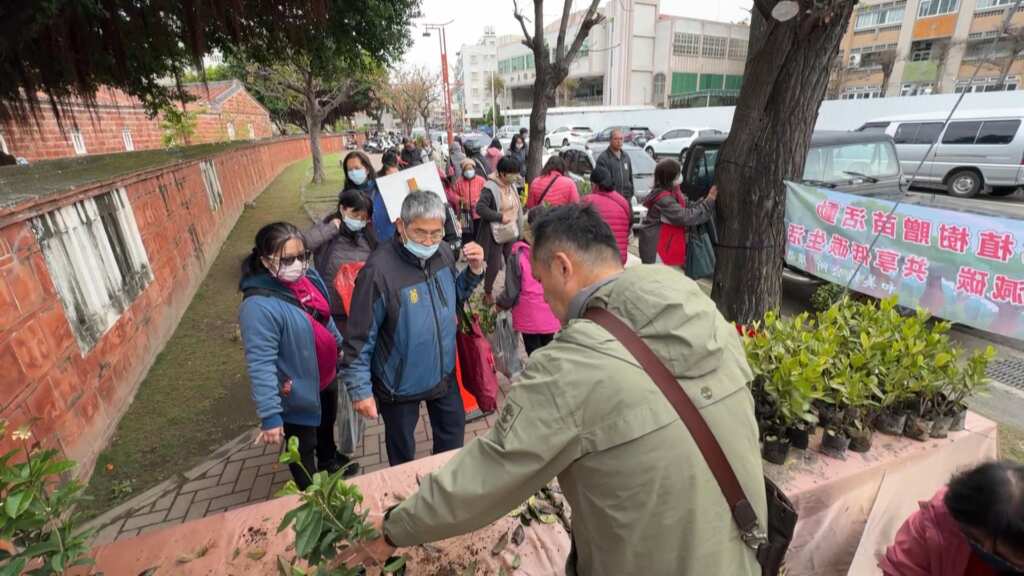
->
<box><xmin>945</xmin><ymin>460</ymin><xmax>1024</xmax><ymax>551</ymax></box>
<box><xmin>531</xmin><ymin>204</ymin><xmax>621</xmax><ymax>266</ymax></box>
<box><xmin>496</xmin><ymin>156</ymin><xmax>520</xmax><ymax>175</ymax></box>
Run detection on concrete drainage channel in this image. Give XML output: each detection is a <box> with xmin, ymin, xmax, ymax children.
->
<box><xmin>987</xmin><ymin>357</ymin><xmax>1024</xmax><ymax>392</ymax></box>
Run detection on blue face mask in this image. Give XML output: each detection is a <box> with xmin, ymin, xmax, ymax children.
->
<box><xmin>343</xmin><ymin>216</ymin><xmax>367</xmax><ymax>232</ymax></box>
<box><xmin>463</xmin><ymin>169</ymin><xmax>476</xmax><ymax>179</ymax></box>
<box><xmin>968</xmin><ymin>539</ymin><xmax>1024</xmax><ymax>575</ymax></box>
<box><xmin>404</xmin><ymin>238</ymin><xmax>440</xmax><ymax>260</ymax></box>
<box><xmin>347</xmin><ymin>168</ymin><xmax>368</xmax><ymax>186</ymax></box>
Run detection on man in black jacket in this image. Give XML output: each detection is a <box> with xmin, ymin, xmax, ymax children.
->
<box><xmin>594</xmin><ymin>129</ymin><xmax>635</xmax><ymax>203</ymax></box>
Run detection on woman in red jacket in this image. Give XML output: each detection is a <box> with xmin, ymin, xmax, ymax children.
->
<box><xmin>582</xmin><ymin>165</ymin><xmax>631</xmax><ymax>265</ymax></box>
<box><xmin>880</xmin><ymin>460</ymin><xmax>1024</xmax><ymax>576</ymax></box>
<box><xmin>527</xmin><ymin>156</ymin><xmax>580</xmax><ymax>209</ymax></box>
<box><xmin>448</xmin><ymin>158</ymin><xmax>486</xmax><ymax>247</ymax></box>
<box><xmin>637</xmin><ymin>158</ymin><xmax>717</xmax><ymax>266</ymax></box>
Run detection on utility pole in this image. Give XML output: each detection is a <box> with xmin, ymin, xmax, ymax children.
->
<box><xmin>424</xmin><ymin>21</ymin><xmax>455</xmax><ymax>145</ymax></box>
<box><xmin>491</xmin><ymin>70</ymin><xmax>498</xmax><ymax>131</ymax></box>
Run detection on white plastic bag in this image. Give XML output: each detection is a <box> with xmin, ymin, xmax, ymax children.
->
<box><xmin>336</xmin><ymin>384</ymin><xmax>366</xmax><ymax>456</ymax></box>
<box><xmin>490</xmin><ymin>311</ymin><xmax>523</xmax><ymax>379</ymax></box>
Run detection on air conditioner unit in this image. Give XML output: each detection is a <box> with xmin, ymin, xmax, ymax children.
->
<box><xmin>849</xmin><ymin>53</ymin><xmax>862</xmax><ymax>68</ymax></box>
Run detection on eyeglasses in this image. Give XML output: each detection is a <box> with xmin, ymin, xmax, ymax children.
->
<box><xmin>407</xmin><ymin>229</ymin><xmax>445</xmax><ymax>243</ymax></box>
<box><xmin>273</xmin><ymin>251</ymin><xmax>311</xmax><ymax>267</ymax></box>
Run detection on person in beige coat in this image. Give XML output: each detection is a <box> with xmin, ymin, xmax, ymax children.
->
<box><xmin>358</xmin><ymin>203</ymin><xmax>767</xmax><ymax>576</ymax></box>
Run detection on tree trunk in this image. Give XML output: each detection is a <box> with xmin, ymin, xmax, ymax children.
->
<box><xmin>308</xmin><ymin>108</ymin><xmax>326</xmax><ymax>184</ymax></box>
<box><xmin>711</xmin><ymin>3</ymin><xmax>856</xmax><ymax>324</ymax></box>
<box><xmin>526</xmin><ymin>84</ymin><xmax>553</xmax><ymax>182</ymax></box>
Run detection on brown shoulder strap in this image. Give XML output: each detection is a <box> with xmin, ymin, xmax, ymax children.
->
<box><xmin>583</xmin><ymin>306</ymin><xmax>761</xmax><ymax>537</ymax></box>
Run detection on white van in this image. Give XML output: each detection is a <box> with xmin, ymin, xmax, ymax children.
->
<box><xmin>857</xmin><ymin>109</ymin><xmax>1024</xmax><ymax>198</ymax></box>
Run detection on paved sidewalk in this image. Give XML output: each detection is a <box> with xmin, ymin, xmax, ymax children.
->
<box><xmin>85</xmin><ymin>395</ymin><xmax>506</xmax><ymax>545</ymax></box>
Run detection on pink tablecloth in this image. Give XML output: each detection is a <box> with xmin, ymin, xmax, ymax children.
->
<box><xmin>82</xmin><ymin>413</ymin><xmax>996</xmax><ymax>575</ymax></box>
<box><xmin>83</xmin><ymin>451</ymin><xmax>570</xmax><ymax>575</ymax></box>
<box><xmin>771</xmin><ymin>411</ymin><xmax>998</xmax><ymax>576</ymax></box>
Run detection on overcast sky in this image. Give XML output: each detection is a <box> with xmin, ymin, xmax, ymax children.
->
<box><xmin>403</xmin><ymin>0</ymin><xmax>753</xmax><ymax>71</ymax></box>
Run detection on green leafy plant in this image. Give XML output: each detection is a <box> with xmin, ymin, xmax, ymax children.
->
<box><xmin>160</xmin><ymin>106</ymin><xmax>199</xmax><ymax>148</ymax></box>
<box><xmin>810</xmin><ymin>282</ymin><xmax>845</xmax><ymax>312</ymax></box>
<box><xmin>0</xmin><ymin>423</ymin><xmax>94</xmax><ymax>576</ymax></box>
<box><xmin>276</xmin><ymin>437</ymin><xmax>403</xmax><ymax>576</ymax></box>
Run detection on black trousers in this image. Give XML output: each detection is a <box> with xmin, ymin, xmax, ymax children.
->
<box><xmin>317</xmin><ymin>381</ymin><xmax>339</xmax><ymax>465</ymax></box>
<box><xmin>522</xmin><ymin>332</ymin><xmax>555</xmax><ymax>356</ymax></box>
<box><xmin>282</xmin><ymin>422</ymin><xmax>317</xmax><ymax>490</ymax></box>
<box><xmin>378</xmin><ymin>379</ymin><xmax>466</xmax><ymax>467</ymax></box>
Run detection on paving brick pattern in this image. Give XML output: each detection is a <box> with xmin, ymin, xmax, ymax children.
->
<box><xmin>87</xmin><ymin>382</ymin><xmax>509</xmax><ymax>546</ymax></box>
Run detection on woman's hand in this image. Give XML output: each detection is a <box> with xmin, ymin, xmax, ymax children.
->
<box><xmin>353</xmin><ymin>397</ymin><xmax>378</xmax><ymax>419</ymax></box>
<box><xmin>502</xmin><ymin>213</ymin><xmax>513</xmax><ymax>224</ymax></box>
<box><xmin>256</xmin><ymin>427</ymin><xmax>284</xmax><ymax>445</ymax></box>
<box><xmin>708</xmin><ymin>185</ymin><xmax>719</xmax><ymax>200</ymax></box>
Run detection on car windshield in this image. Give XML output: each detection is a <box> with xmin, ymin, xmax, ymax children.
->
<box><xmin>803</xmin><ymin>141</ymin><xmax>900</xmax><ymax>183</ymax></box>
<box><xmin>624</xmin><ymin>148</ymin><xmax>656</xmax><ymax>174</ymax></box>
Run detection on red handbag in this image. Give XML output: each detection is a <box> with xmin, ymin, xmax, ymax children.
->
<box><xmin>652</xmin><ymin>190</ymin><xmax>688</xmax><ymax>266</ymax></box>
<box><xmin>456</xmin><ymin>316</ymin><xmax>499</xmax><ymax>413</ymax></box>
<box><xmin>333</xmin><ymin>261</ymin><xmax>365</xmax><ymax>315</ymax></box>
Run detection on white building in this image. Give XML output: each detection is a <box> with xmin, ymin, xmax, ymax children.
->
<box><xmin>454</xmin><ymin>27</ymin><xmax>499</xmax><ymax>125</ymax></box>
<box><xmin>482</xmin><ymin>0</ymin><xmax>751</xmax><ymax>116</ymax></box>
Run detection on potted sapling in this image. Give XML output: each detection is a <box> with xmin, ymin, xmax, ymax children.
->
<box><xmin>844</xmin><ymin>375</ymin><xmax>879</xmax><ymax>453</ymax></box>
<box><xmin>949</xmin><ymin>346</ymin><xmax>993</xmax><ymax>431</ymax></box>
<box><xmin>761</xmin><ymin>356</ymin><xmax>822</xmax><ymax>464</ymax></box>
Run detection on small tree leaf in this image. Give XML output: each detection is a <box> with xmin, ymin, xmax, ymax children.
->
<box><xmin>490</xmin><ymin>531</ymin><xmax>508</xmax><ymax>555</ymax></box>
<box><xmin>382</xmin><ymin>555</ymin><xmax>407</xmax><ymax>573</ymax></box>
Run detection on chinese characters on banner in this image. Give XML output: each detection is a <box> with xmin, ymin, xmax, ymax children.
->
<box><xmin>785</xmin><ymin>182</ymin><xmax>1024</xmax><ymax>340</ymax></box>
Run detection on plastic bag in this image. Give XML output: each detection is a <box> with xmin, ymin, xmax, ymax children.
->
<box><xmin>335</xmin><ymin>382</ymin><xmax>366</xmax><ymax>456</ymax></box>
<box><xmin>456</xmin><ymin>315</ymin><xmax>499</xmax><ymax>413</ymax></box>
<box><xmin>333</xmin><ymin>261</ymin><xmax>365</xmax><ymax>315</ymax></box>
<box><xmin>490</xmin><ymin>311</ymin><xmax>522</xmax><ymax>379</ymax></box>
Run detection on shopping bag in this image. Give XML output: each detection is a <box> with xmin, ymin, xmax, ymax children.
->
<box><xmin>684</xmin><ymin>224</ymin><xmax>716</xmax><ymax>279</ymax></box>
<box><xmin>456</xmin><ymin>316</ymin><xmax>499</xmax><ymax>413</ymax></box>
<box><xmin>489</xmin><ymin>311</ymin><xmax>522</xmax><ymax>379</ymax></box>
<box><xmin>333</xmin><ymin>261</ymin><xmax>365</xmax><ymax>315</ymax></box>
<box><xmin>335</xmin><ymin>381</ymin><xmax>365</xmax><ymax>456</ymax></box>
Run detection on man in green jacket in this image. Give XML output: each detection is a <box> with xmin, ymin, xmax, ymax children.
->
<box><xmin>359</xmin><ymin>204</ymin><xmax>767</xmax><ymax>575</ymax></box>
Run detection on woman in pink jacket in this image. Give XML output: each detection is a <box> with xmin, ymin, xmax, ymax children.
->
<box><xmin>527</xmin><ymin>156</ymin><xmax>580</xmax><ymax>209</ymax></box>
<box><xmin>485</xmin><ymin>138</ymin><xmax>504</xmax><ymax>175</ymax></box>
<box><xmin>880</xmin><ymin>460</ymin><xmax>1024</xmax><ymax>576</ymax></box>
<box><xmin>582</xmin><ymin>165</ymin><xmax>631</xmax><ymax>265</ymax></box>
<box><xmin>448</xmin><ymin>158</ymin><xmax>485</xmax><ymax>246</ymax></box>
<box><xmin>496</xmin><ymin>210</ymin><xmax>561</xmax><ymax>355</ymax></box>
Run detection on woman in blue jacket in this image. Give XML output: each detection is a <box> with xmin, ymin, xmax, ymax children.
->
<box><xmin>341</xmin><ymin>151</ymin><xmax>395</xmax><ymax>242</ymax></box>
<box><xmin>239</xmin><ymin>222</ymin><xmax>344</xmax><ymax>489</ymax></box>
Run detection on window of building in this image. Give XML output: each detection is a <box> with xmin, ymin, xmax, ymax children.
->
<box><xmin>472</xmin><ymin>88</ymin><xmax>480</xmax><ymax>97</ymax></box>
<box><xmin>0</xmin><ymin>131</ymin><xmax>7</xmax><ymax>155</ymax></box>
<box><xmin>471</xmin><ymin>71</ymin><xmax>479</xmax><ymax>80</ymax></box>
<box><xmin>918</xmin><ymin>0</ymin><xmax>959</xmax><ymax>18</ymax></box>
<box><xmin>248</xmin><ymin>123</ymin><xmax>255</xmax><ymax>139</ymax></box>
<box><xmin>727</xmin><ymin>38</ymin><xmax>748</xmax><ymax>60</ymax></box>
<box><xmin>226</xmin><ymin>122</ymin><xmax>236</xmax><ymax>141</ymax></box>
<box><xmin>702</xmin><ymin>36</ymin><xmax>727</xmax><ymax>59</ymax></box>
<box><xmin>200</xmin><ymin>160</ymin><xmax>224</xmax><ymax>211</ymax></box>
<box><xmin>976</xmin><ymin>0</ymin><xmax>1016</xmax><ymax>8</ymax></box>
<box><xmin>842</xmin><ymin>86</ymin><xmax>884</xmax><ymax>99</ymax></box>
<box><xmin>653</xmin><ymin>73</ymin><xmax>666</xmax><ymax>100</ymax></box>
<box><xmin>673</xmin><ymin>32</ymin><xmax>700</xmax><ymax>56</ymax></box>
<box><xmin>122</xmin><ymin>128</ymin><xmax>134</xmax><ymax>151</ymax></box>
<box><xmin>855</xmin><ymin>2</ymin><xmax>905</xmax><ymax>30</ymax></box>
<box><xmin>471</xmin><ymin>55</ymin><xmax>478</xmax><ymax>64</ymax></box>
<box><xmin>955</xmin><ymin>76</ymin><xmax>1019</xmax><ymax>92</ymax></box>
<box><xmin>900</xmin><ymin>83</ymin><xmax>934</xmax><ymax>96</ymax></box>
<box><xmin>71</xmin><ymin>130</ymin><xmax>87</xmax><ymax>155</ymax></box>
<box><xmin>30</xmin><ymin>187</ymin><xmax>153</xmax><ymax>352</ymax></box>
<box><xmin>910</xmin><ymin>41</ymin><xmax>934</xmax><ymax>61</ymax></box>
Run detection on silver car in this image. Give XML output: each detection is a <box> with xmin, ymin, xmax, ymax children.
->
<box><xmin>858</xmin><ymin>109</ymin><xmax>1024</xmax><ymax>198</ymax></box>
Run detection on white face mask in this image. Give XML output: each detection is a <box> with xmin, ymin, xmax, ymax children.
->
<box><xmin>274</xmin><ymin>260</ymin><xmax>305</xmax><ymax>283</ymax></box>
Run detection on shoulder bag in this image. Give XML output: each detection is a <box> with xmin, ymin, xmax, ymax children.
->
<box><xmin>490</xmin><ymin>183</ymin><xmax>521</xmax><ymax>244</ymax></box>
<box><xmin>582</xmin><ymin>307</ymin><xmax>797</xmax><ymax>576</ymax></box>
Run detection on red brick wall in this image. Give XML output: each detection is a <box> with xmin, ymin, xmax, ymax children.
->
<box><xmin>0</xmin><ymin>135</ymin><xmax>343</xmax><ymax>476</ymax></box>
<box><xmin>1</xmin><ymin>86</ymin><xmax>274</xmax><ymax>162</ymax></box>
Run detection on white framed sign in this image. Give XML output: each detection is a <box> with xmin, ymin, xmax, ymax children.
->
<box><xmin>375</xmin><ymin>163</ymin><xmax>447</xmax><ymax>224</ymax></box>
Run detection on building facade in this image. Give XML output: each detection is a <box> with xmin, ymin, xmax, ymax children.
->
<box><xmin>1</xmin><ymin>80</ymin><xmax>274</xmax><ymax>163</ymax></box>
<box><xmin>454</xmin><ymin>28</ymin><xmax>500</xmax><ymax>124</ymax></box>
<box><xmin>465</xmin><ymin>0</ymin><xmax>749</xmax><ymax>115</ymax></box>
<box><xmin>832</xmin><ymin>0</ymin><xmax>1023</xmax><ymax>100</ymax></box>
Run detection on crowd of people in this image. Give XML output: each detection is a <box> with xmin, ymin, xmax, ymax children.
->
<box><xmin>233</xmin><ymin>129</ymin><xmax>1018</xmax><ymax>575</ymax></box>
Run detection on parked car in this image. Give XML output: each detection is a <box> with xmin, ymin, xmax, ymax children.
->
<box><xmin>587</xmin><ymin>126</ymin><xmax>656</xmax><ymax>158</ymax></box>
<box><xmin>857</xmin><ymin>109</ymin><xmax>1024</xmax><ymax>198</ymax></box>
<box><xmin>544</xmin><ymin>126</ymin><xmax>593</xmax><ymax>149</ymax></box>
<box><xmin>543</xmin><ymin>143</ymin><xmax>654</xmax><ymax>228</ymax></box>
<box><xmin>645</xmin><ymin>127</ymin><xmax>724</xmax><ymax>161</ymax></box>
<box><xmin>682</xmin><ymin>131</ymin><xmax>903</xmax><ymax>199</ymax></box>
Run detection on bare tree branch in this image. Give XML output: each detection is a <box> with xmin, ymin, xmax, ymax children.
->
<box><xmin>563</xmin><ymin>0</ymin><xmax>605</xmax><ymax>65</ymax></box>
<box><xmin>513</xmin><ymin>0</ymin><xmax>535</xmax><ymax>50</ymax></box>
<box><xmin>555</xmin><ymin>0</ymin><xmax>573</xmax><ymax>62</ymax></box>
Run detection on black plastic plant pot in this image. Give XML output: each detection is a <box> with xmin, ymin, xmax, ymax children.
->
<box><xmin>762</xmin><ymin>436</ymin><xmax>791</xmax><ymax>465</ymax></box>
<box><xmin>875</xmin><ymin>410</ymin><xmax>908</xmax><ymax>436</ymax></box>
<box><xmin>930</xmin><ymin>415</ymin><xmax>954</xmax><ymax>439</ymax></box>
<box><xmin>949</xmin><ymin>408</ymin><xmax>967</xmax><ymax>432</ymax></box>
<box><xmin>848</xmin><ymin>428</ymin><xmax>874</xmax><ymax>453</ymax></box>
<box><xmin>820</xmin><ymin>429</ymin><xmax>850</xmax><ymax>459</ymax></box>
<box><xmin>787</xmin><ymin>425</ymin><xmax>811</xmax><ymax>450</ymax></box>
<box><xmin>903</xmin><ymin>415</ymin><xmax>934</xmax><ymax>442</ymax></box>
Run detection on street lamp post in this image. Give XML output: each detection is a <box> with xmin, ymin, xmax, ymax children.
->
<box><xmin>423</xmin><ymin>21</ymin><xmax>455</xmax><ymax>146</ymax></box>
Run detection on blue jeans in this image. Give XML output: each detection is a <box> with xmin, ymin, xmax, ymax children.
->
<box><xmin>378</xmin><ymin>379</ymin><xmax>466</xmax><ymax>466</ymax></box>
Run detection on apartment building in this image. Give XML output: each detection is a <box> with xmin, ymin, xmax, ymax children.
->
<box><xmin>455</xmin><ymin>0</ymin><xmax>750</xmax><ymax>120</ymax></box>
<box><xmin>832</xmin><ymin>0</ymin><xmax>1023</xmax><ymax>100</ymax></box>
<box><xmin>454</xmin><ymin>27</ymin><xmax>499</xmax><ymax>124</ymax></box>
